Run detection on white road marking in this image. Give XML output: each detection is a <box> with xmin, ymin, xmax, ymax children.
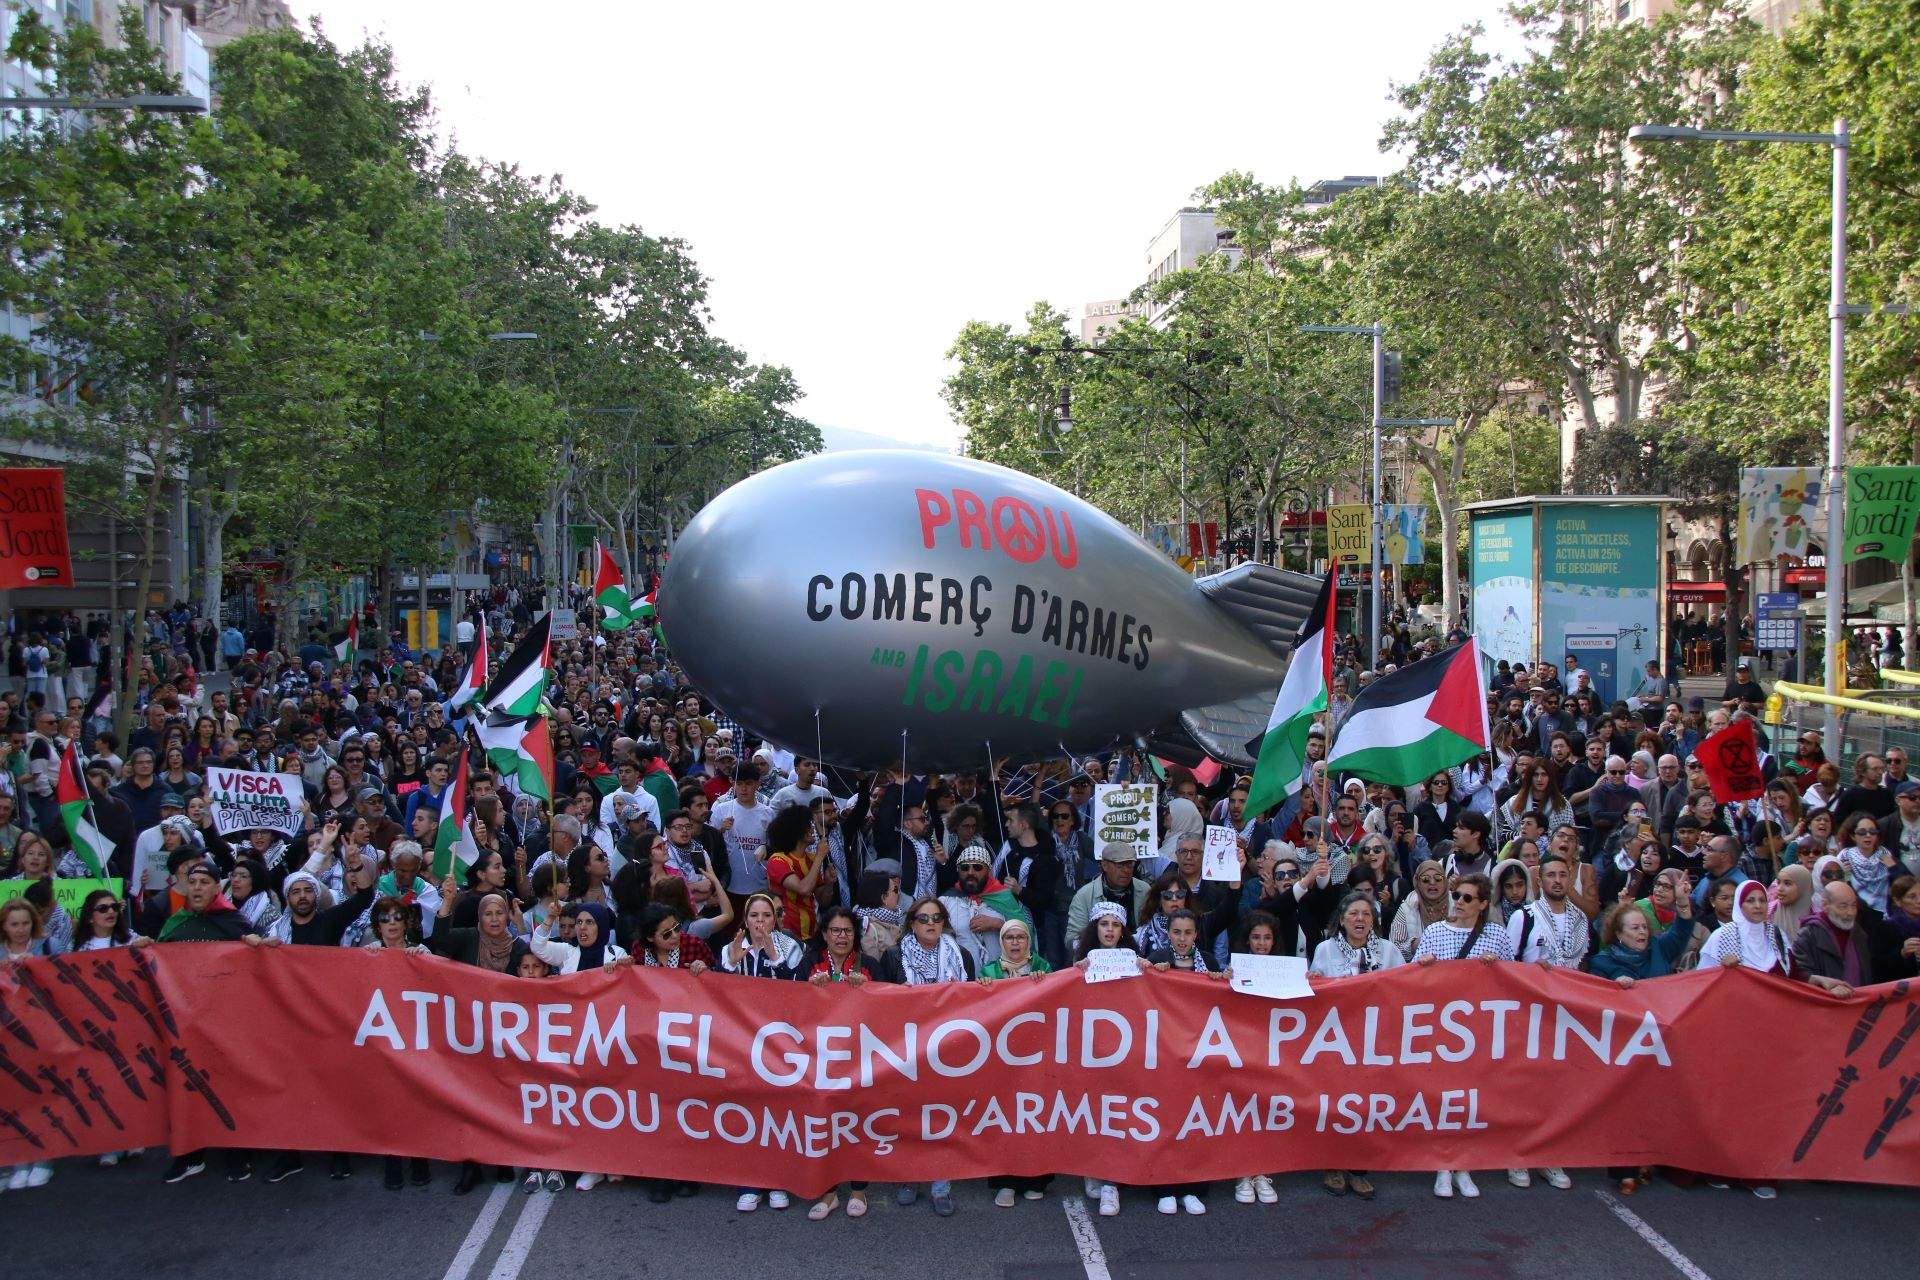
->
<box><xmin>1061</xmin><ymin>1195</ymin><xmax>1114</xmax><ymax>1280</ymax></box>
<box><xmin>1595</xmin><ymin>1189</ymin><xmax>1714</xmax><ymax>1280</ymax></box>
<box><xmin>487</xmin><ymin>1185</ymin><xmax>558</xmax><ymax>1280</ymax></box>
<box><xmin>440</xmin><ymin>1183</ymin><xmax>513</xmax><ymax>1280</ymax></box>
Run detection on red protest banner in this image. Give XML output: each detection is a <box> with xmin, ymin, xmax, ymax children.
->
<box><xmin>0</xmin><ymin>467</ymin><xmax>74</xmax><ymax>590</ymax></box>
<box><xmin>3</xmin><ymin>948</ymin><xmax>1916</xmax><ymax>1189</ymax></box>
<box><xmin>1696</xmin><ymin>716</ymin><xmax>1768</xmax><ymax>804</ymax></box>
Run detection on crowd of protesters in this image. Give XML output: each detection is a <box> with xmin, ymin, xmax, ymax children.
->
<box><xmin>3</xmin><ymin>594</ymin><xmax>1914</xmax><ymax>1212</ymax></box>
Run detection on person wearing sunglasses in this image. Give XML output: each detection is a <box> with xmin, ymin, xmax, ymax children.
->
<box><xmin>1413</xmin><ymin>871</ymin><xmax>1510</xmax><ymax>1200</ymax></box>
<box><xmin>878</xmin><ymin>896</ymin><xmax>972</xmax><ymax>1216</ymax></box>
<box><xmin>69</xmin><ymin>887</ymin><xmax>146</xmax><ymax>951</ymax></box>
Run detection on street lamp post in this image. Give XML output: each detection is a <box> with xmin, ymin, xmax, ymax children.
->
<box><xmin>1302</xmin><ymin>323</ymin><xmax>1386</xmax><ymax>658</ymax></box>
<box><xmin>1628</xmin><ymin>119</ymin><xmax>1850</xmax><ymax>757</ymax></box>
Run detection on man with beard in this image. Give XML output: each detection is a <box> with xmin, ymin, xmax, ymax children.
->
<box><xmin>940</xmin><ymin>845</ymin><xmax>1030</xmax><ymax>971</ymax></box>
<box><xmin>268</xmin><ymin>862</ymin><xmax>377</xmax><ymax>947</ymax></box>
<box><xmin>1066</xmin><ymin>843</ymin><xmax>1150</xmax><ymax>940</ymax></box>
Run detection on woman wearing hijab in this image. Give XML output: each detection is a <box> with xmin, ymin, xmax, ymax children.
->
<box><xmin>1704</xmin><ymin>881</ymin><xmax>1792</xmax><ymax>976</ymax></box>
<box><xmin>981</xmin><ymin>916</ymin><xmax>1055</xmax><ymax>1208</ymax></box>
<box><xmin>225</xmin><ymin>858</ymin><xmax>281</xmax><ymax>936</ymax></box>
<box><xmin>1155</xmin><ymin>795</ymin><xmax>1204</xmax><ymax>878</ymax></box>
<box><xmin>428</xmin><ymin>885</ymin><xmax>525</xmax><ymax>1196</ymax></box>
<box><xmin>1489</xmin><ymin>857</ymin><xmax>1536</xmax><ymax>927</ymax></box>
<box><xmin>528</xmin><ymin>901</ymin><xmax>628</xmax><ymax>976</ymax></box>
<box><xmin>1811</xmin><ymin>853</ymin><xmax>1849</xmax><ymax>909</ymax></box>
<box><xmin>1388</xmin><ymin>859</ymin><xmax>1450</xmax><ymax>961</ymax></box>
<box><xmin>1770</xmin><ymin>864</ymin><xmax>1816</xmax><ymax>945</ymax></box>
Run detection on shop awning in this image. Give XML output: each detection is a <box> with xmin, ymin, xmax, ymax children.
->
<box><xmin>1667</xmin><ymin>580</ymin><xmax>1727</xmax><ymax>604</ymax></box>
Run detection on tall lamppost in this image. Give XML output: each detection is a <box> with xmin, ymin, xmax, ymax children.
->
<box><xmin>1628</xmin><ymin>119</ymin><xmax>1850</xmax><ymax>756</ymax></box>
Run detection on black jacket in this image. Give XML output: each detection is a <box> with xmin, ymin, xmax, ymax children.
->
<box><xmin>283</xmin><ymin>886</ymin><xmax>376</xmax><ymax>947</ymax></box>
<box><xmin>1791</xmin><ymin>917</ymin><xmax>1876</xmax><ymax>986</ymax></box>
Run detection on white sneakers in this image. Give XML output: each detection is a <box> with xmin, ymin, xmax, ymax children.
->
<box><xmin>1434</xmin><ymin>1170</ymin><xmax>1454</xmax><ymax>1198</ymax></box>
<box><xmin>1233</xmin><ymin>1175</ymin><xmax>1279</xmax><ymax>1204</ymax></box>
<box><xmin>1098</xmin><ymin>1184</ymin><xmax>1119</xmax><ymax>1216</ymax></box>
<box><xmin>1435</xmin><ymin>1170</ymin><xmax>1480</xmax><ymax>1198</ymax></box>
<box><xmin>1507</xmin><ymin>1168</ymin><xmax>1532</xmax><ymax>1188</ymax></box>
<box><xmin>575</xmin><ymin>1173</ymin><xmax>603</xmax><ymax>1191</ymax></box>
<box><xmin>995</xmin><ymin>1187</ymin><xmax>1017</xmax><ymax>1207</ymax></box>
<box><xmin>1157</xmin><ymin>1195</ymin><xmax>1178</xmax><ymax>1214</ymax></box>
<box><xmin>768</xmin><ymin>1190</ymin><xmax>790</xmax><ymax>1209</ymax></box>
<box><xmin>1509</xmin><ymin>1167</ymin><xmax>1572</xmax><ymax>1189</ymax></box>
<box><xmin>1181</xmin><ymin>1194</ymin><xmax>1206</xmax><ymax>1215</ymax></box>
<box><xmin>1455</xmin><ymin>1172</ymin><xmax>1481</xmax><ymax>1198</ymax></box>
<box><xmin>736</xmin><ymin>1191</ymin><xmax>761</xmax><ymax>1211</ymax></box>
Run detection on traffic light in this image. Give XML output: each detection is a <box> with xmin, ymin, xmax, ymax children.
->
<box><xmin>1382</xmin><ymin>351</ymin><xmax>1404</xmax><ymax>406</ymax></box>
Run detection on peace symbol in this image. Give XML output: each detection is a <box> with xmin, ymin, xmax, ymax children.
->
<box><xmin>992</xmin><ymin>497</ymin><xmax>1046</xmax><ymax>564</ymax></box>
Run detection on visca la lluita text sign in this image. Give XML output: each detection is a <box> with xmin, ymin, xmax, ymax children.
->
<box><xmin>2</xmin><ymin>949</ymin><xmax>1915</xmax><ymax>1191</ymax></box>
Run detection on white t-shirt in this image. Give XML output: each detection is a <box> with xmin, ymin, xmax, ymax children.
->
<box><xmin>455</xmin><ymin>619</ymin><xmax>476</xmax><ymax>644</ymax></box>
<box><xmin>769</xmin><ymin>780</ymin><xmax>833</xmax><ymax>813</ymax></box>
<box><xmin>710</xmin><ymin>795</ymin><xmax>770</xmax><ymax>892</ymax></box>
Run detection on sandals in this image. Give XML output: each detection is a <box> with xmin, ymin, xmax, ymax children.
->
<box><xmin>808</xmin><ymin>1194</ymin><xmax>839</xmax><ymax>1221</ymax></box>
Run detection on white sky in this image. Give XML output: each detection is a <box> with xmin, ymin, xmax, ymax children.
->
<box><xmin>299</xmin><ymin>1</ymin><xmax>1519</xmax><ymax>448</ymax></box>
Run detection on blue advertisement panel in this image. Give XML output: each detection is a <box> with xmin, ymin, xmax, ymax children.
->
<box><xmin>1471</xmin><ymin>512</ymin><xmax>1535</xmax><ymax>670</ymax></box>
<box><xmin>1539</xmin><ymin>504</ymin><xmax>1661</xmax><ymax>703</ymax></box>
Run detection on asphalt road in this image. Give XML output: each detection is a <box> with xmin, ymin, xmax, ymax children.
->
<box><xmin>4</xmin><ymin>1158</ymin><xmax>1910</xmax><ymax>1279</ymax></box>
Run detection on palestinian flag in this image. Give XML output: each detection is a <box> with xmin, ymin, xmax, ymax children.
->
<box><xmin>448</xmin><ymin>612</ymin><xmax>487</xmax><ymax>714</ymax></box>
<box><xmin>972</xmin><ymin>875</ymin><xmax>1031</xmax><ymax>931</ymax></box>
<box><xmin>475</xmin><ymin>712</ymin><xmax>552</xmax><ymax>804</ymax></box>
<box><xmin>1243</xmin><ymin>570</ymin><xmax>1336</xmax><ymax>817</ymax></box>
<box><xmin>594</xmin><ymin>542</ymin><xmax>641</xmax><ymax>631</ymax></box>
<box><xmin>333</xmin><ymin>617</ymin><xmax>359</xmax><ymax>668</ymax></box>
<box><xmin>1325</xmin><ymin>639</ymin><xmax>1491</xmax><ymax>787</ymax></box>
<box><xmin>479</xmin><ymin>613</ymin><xmax>550</xmax><ymax>718</ymax></box>
<box><xmin>431</xmin><ymin>747</ymin><xmax>477</xmax><ymax>880</ymax></box>
<box><xmin>57</xmin><ymin>742</ymin><xmax>114</xmax><ymax>876</ymax></box>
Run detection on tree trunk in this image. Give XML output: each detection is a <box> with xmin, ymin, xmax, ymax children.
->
<box><xmin>114</xmin><ymin>414</ymin><xmax>180</xmax><ymax>751</ymax></box>
<box><xmin>197</xmin><ymin>468</ymin><xmax>237</xmax><ymax>625</ymax></box>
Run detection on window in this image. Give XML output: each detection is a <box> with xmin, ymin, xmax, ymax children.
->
<box><xmin>1617</xmin><ymin>1</ymin><xmax>1633</xmax><ymax>18</ymax></box>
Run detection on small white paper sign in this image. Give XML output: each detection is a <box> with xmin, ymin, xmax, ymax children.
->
<box><xmin>1228</xmin><ymin>952</ymin><xmax>1315</xmax><ymax>1001</ymax></box>
<box><xmin>1083</xmin><ymin>948</ymin><xmax>1144</xmax><ymax>984</ymax></box>
<box><xmin>1201</xmin><ymin>825</ymin><xmax>1239</xmax><ymax>881</ymax></box>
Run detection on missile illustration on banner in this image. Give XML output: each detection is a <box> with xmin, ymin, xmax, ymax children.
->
<box><xmin>1880</xmin><ymin>1003</ymin><xmax>1920</xmax><ymax>1070</ymax></box>
<box><xmin>132</xmin><ymin>950</ymin><xmax>178</xmax><ymax>1035</ymax></box>
<box><xmin>1865</xmin><ymin>1075</ymin><xmax>1918</xmax><ymax>1161</ymax></box>
<box><xmin>661</xmin><ymin>452</ymin><xmax>1317</xmax><ymax>770</ymax></box>
<box><xmin>12</xmin><ymin>965</ymin><xmax>81</xmax><ymax>1045</ymax></box>
<box><xmin>40</xmin><ymin>1104</ymin><xmax>75</xmax><ymax>1148</ymax></box>
<box><xmin>36</xmin><ymin>1065</ymin><xmax>89</xmax><ymax>1126</ymax></box>
<box><xmin>83</xmin><ymin>1018</ymin><xmax>147</xmax><ymax>1101</ymax></box>
<box><xmin>93</xmin><ymin>958</ymin><xmax>162</xmax><ymax>1038</ymax></box>
<box><xmin>0</xmin><ymin>1105</ymin><xmax>42</xmax><ymax>1150</ymax></box>
<box><xmin>1794</xmin><ymin>1063</ymin><xmax>1859</xmax><ymax>1162</ymax></box>
<box><xmin>50</xmin><ymin>954</ymin><xmax>115</xmax><ymax>1024</ymax></box>
<box><xmin>0</xmin><ymin>982</ymin><xmax>37</xmax><ymax>1049</ymax></box>
<box><xmin>135</xmin><ymin>1044</ymin><xmax>166</xmax><ymax>1090</ymax></box>
<box><xmin>76</xmin><ymin>1066</ymin><xmax>122</xmax><ymax>1132</ymax></box>
<box><xmin>170</xmin><ymin>1046</ymin><xmax>236</xmax><ymax>1130</ymax></box>
<box><xmin>0</xmin><ymin>1039</ymin><xmax>40</xmax><ymax>1094</ymax></box>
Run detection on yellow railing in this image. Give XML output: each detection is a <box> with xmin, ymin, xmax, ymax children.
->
<box><xmin>1768</xmin><ymin>680</ymin><xmax>1920</xmax><ymax>722</ymax></box>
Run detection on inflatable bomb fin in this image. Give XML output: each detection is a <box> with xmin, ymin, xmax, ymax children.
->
<box><xmin>1146</xmin><ymin>686</ymin><xmax>1280</xmax><ymax>769</ymax></box>
<box><xmin>1194</xmin><ymin>563</ymin><xmax>1321</xmax><ymax>660</ymax></box>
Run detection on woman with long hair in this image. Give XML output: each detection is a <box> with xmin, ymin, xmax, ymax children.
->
<box><xmin>634</xmin><ymin>901</ymin><xmax>713</xmax><ymax>972</ymax></box>
<box><xmin>6</xmin><ymin>833</ymin><xmax>71</xmax><ymax>953</ymax></box>
<box><xmin>185</xmin><ymin>715</ymin><xmax>219</xmax><ymax>771</ymax></box>
<box><xmin>1133</xmin><ymin>869</ymin><xmax>1192</xmax><ymax>955</ymax></box>
<box><xmin>225</xmin><ymin>858</ymin><xmax>281</xmax><ymax>935</ymax></box>
<box><xmin>720</xmin><ymin>892</ymin><xmax>804</xmax><ymax>980</ymax></box>
<box><xmin>69</xmin><ymin>888</ymin><xmax>142</xmax><ymax>950</ymax></box>
<box><xmin>316</xmin><ymin>764</ymin><xmax>356</xmax><ymax>821</ymax></box>
<box><xmin>1496</xmin><ymin>764</ymin><xmax>1572</xmax><ymax>845</ymax></box>
<box><xmin>1835</xmin><ymin>811</ymin><xmax>1901</xmax><ymax>914</ymax></box>
<box><xmin>1413</xmin><ymin>772</ymin><xmax>1461</xmax><ymax>847</ymax></box>
<box><xmin>802</xmin><ymin>906</ymin><xmax>877</xmax><ymax>1220</ymax></box>
<box><xmin>423</xmin><ymin>884</ymin><xmax>524</xmax><ymax>1194</ymax></box>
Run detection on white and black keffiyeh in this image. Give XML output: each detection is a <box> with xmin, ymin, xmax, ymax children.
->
<box><xmin>898</xmin><ymin>931</ymin><xmax>967</xmax><ymax>985</ymax></box>
<box><xmin>1415</xmin><ymin>920</ymin><xmax>1514</xmax><ymax>962</ymax></box>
